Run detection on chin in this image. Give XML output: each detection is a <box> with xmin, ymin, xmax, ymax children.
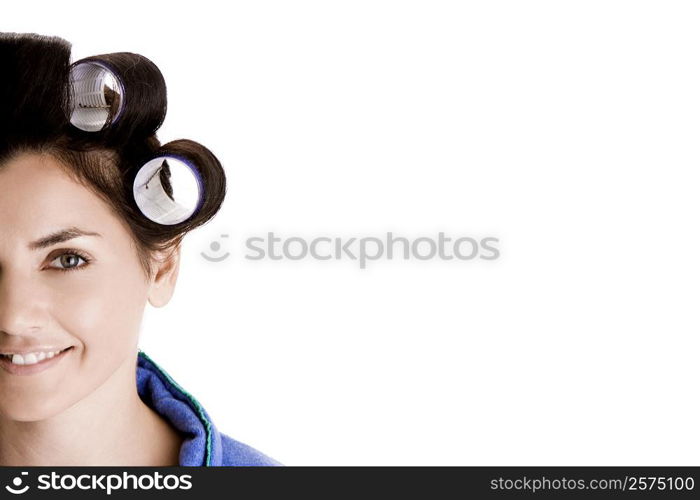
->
<box><xmin>0</xmin><ymin>395</ymin><xmax>70</xmax><ymax>423</ymax></box>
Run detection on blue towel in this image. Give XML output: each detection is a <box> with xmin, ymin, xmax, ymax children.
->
<box><xmin>136</xmin><ymin>350</ymin><xmax>281</xmax><ymax>466</ymax></box>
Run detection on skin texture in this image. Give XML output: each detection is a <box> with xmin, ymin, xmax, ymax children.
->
<box><xmin>0</xmin><ymin>152</ymin><xmax>184</xmax><ymax>465</ymax></box>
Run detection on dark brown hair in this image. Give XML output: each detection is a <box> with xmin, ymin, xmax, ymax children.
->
<box><xmin>0</xmin><ymin>32</ymin><xmax>226</xmax><ymax>280</ymax></box>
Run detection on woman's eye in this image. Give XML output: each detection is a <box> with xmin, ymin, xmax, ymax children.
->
<box><xmin>49</xmin><ymin>253</ymin><xmax>89</xmax><ymax>271</ymax></box>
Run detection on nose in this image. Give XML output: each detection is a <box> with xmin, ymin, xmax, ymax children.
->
<box><xmin>0</xmin><ymin>267</ymin><xmax>48</xmax><ymax>337</ymax></box>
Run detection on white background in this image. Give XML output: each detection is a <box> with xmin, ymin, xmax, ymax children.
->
<box><xmin>6</xmin><ymin>1</ymin><xmax>700</xmax><ymax>465</ymax></box>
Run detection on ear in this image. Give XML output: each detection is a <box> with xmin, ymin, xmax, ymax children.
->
<box><xmin>147</xmin><ymin>245</ymin><xmax>181</xmax><ymax>308</ymax></box>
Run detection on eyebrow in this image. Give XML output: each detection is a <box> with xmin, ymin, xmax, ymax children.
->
<box><xmin>28</xmin><ymin>227</ymin><xmax>102</xmax><ymax>250</ymax></box>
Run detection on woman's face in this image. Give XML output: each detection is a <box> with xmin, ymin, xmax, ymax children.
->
<box><xmin>0</xmin><ymin>152</ymin><xmax>162</xmax><ymax>421</ymax></box>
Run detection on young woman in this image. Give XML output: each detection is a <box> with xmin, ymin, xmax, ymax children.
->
<box><xmin>0</xmin><ymin>32</ymin><xmax>280</xmax><ymax>466</ymax></box>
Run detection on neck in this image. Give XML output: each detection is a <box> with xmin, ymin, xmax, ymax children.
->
<box><xmin>0</xmin><ymin>352</ymin><xmax>182</xmax><ymax>466</ymax></box>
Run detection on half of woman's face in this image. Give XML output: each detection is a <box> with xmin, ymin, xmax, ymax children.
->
<box><xmin>0</xmin><ymin>152</ymin><xmax>152</xmax><ymax>421</ymax></box>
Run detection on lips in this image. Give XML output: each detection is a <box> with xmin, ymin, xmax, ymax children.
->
<box><xmin>0</xmin><ymin>347</ymin><xmax>73</xmax><ymax>365</ymax></box>
<box><xmin>0</xmin><ymin>346</ymin><xmax>74</xmax><ymax>375</ymax></box>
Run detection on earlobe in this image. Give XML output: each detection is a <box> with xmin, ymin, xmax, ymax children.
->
<box><xmin>147</xmin><ymin>247</ymin><xmax>181</xmax><ymax>308</ymax></box>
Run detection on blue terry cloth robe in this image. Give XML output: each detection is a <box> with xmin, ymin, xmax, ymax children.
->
<box><xmin>136</xmin><ymin>350</ymin><xmax>281</xmax><ymax>466</ymax></box>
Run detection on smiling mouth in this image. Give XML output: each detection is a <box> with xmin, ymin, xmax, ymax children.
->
<box><xmin>0</xmin><ymin>347</ymin><xmax>73</xmax><ymax>365</ymax></box>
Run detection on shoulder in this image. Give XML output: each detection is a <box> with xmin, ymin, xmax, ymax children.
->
<box><xmin>219</xmin><ymin>433</ymin><xmax>283</xmax><ymax>466</ymax></box>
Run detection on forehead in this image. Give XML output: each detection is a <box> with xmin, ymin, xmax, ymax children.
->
<box><xmin>0</xmin><ymin>153</ymin><xmax>121</xmax><ymax>241</ymax></box>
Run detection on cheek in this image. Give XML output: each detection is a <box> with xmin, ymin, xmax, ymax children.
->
<box><xmin>54</xmin><ymin>266</ymin><xmax>150</xmax><ymax>355</ymax></box>
<box><xmin>0</xmin><ymin>266</ymin><xmax>150</xmax><ymax>422</ymax></box>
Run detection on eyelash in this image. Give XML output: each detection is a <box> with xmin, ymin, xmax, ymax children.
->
<box><xmin>48</xmin><ymin>249</ymin><xmax>92</xmax><ymax>273</ymax></box>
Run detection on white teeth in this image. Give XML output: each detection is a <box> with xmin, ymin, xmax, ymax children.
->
<box><xmin>6</xmin><ymin>349</ymin><xmax>65</xmax><ymax>366</ymax></box>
